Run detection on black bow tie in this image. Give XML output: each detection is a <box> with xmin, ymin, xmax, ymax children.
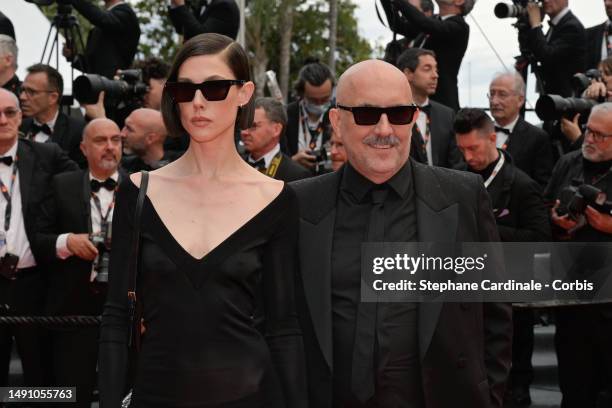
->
<box><xmin>91</xmin><ymin>178</ymin><xmax>117</xmax><ymax>193</ymax></box>
<box><xmin>0</xmin><ymin>156</ymin><xmax>13</xmax><ymax>166</ymax></box>
<box><xmin>250</xmin><ymin>158</ymin><xmax>266</xmax><ymax>171</ymax></box>
<box><xmin>495</xmin><ymin>126</ymin><xmax>511</xmax><ymax>135</ymax></box>
<box><xmin>419</xmin><ymin>104</ymin><xmax>432</xmax><ymax>117</ymax></box>
<box><xmin>31</xmin><ymin>123</ymin><xmax>52</xmax><ymax>136</ymax></box>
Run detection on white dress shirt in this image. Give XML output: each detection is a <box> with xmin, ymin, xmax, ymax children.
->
<box><xmin>247</xmin><ymin>144</ymin><xmax>280</xmax><ymax>169</ymax></box>
<box><xmin>494</xmin><ymin>115</ymin><xmax>520</xmax><ymax>149</ymax></box>
<box><xmin>416</xmin><ymin>99</ymin><xmax>433</xmax><ymax>166</ymax></box>
<box><xmin>0</xmin><ymin>141</ymin><xmax>36</xmax><ymax>269</ymax></box>
<box><xmin>32</xmin><ymin>110</ymin><xmax>59</xmax><ymax>143</ymax></box>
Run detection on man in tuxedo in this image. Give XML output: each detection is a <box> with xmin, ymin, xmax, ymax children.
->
<box><xmin>0</xmin><ymin>35</ymin><xmax>19</xmax><ymax>97</ymax></box>
<box><xmin>585</xmin><ymin>0</ymin><xmax>612</xmax><ymax>71</ymax></box>
<box><xmin>241</xmin><ymin>98</ymin><xmax>311</xmax><ymax>182</ymax></box>
<box><xmin>0</xmin><ymin>88</ymin><xmax>78</xmax><ymax>387</ymax></box>
<box><xmin>168</xmin><ymin>0</ymin><xmax>240</xmax><ymax>41</ymax></box>
<box><xmin>397</xmin><ymin>48</ymin><xmax>463</xmax><ymax>169</ymax></box>
<box><xmin>19</xmin><ymin>64</ymin><xmax>86</xmax><ymax>167</ymax></box>
<box><xmin>455</xmin><ymin>108</ymin><xmax>551</xmax><ymax>407</ymax></box>
<box><xmin>386</xmin><ymin>0</ymin><xmax>476</xmax><ymax>111</ymax></box>
<box><xmin>120</xmin><ymin>108</ymin><xmax>180</xmax><ymax>173</ymax></box>
<box><xmin>0</xmin><ymin>12</ymin><xmax>15</xmax><ymax>41</ymax></box>
<box><xmin>64</xmin><ymin>0</ymin><xmax>140</xmax><ymax>79</ymax></box>
<box><xmin>291</xmin><ymin>59</ymin><xmax>512</xmax><ymax>408</ymax></box>
<box><xmin>519</xmin><ymin>0</ymin><xmax>585</xmax><ymax>97</ymax></box>
<box><xmin>284</xmin><ymin>61</ymin><xmax>335</xmax><ymax>173</ymax></box>
<box><xmin>33</xmin><ymin>118</ymin><xmax>123</xmax><ymax>407</ymax></box>
<box><xmin>488</xmin><ymin>71</ymin><xmax>553</xmax><ymax>188</ymax></box>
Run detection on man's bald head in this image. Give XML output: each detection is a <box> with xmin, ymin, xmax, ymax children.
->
<box><xmin>129</xmin><ymin>108</ymin><xmax>167</xmax><ymax>137</ymax></box>
<box><xmin>83</xmin><ymin>118</ymin><xmax>120</xmax><ymax>141</ymax></box>
<box><xmin>336</xmin><ymin>59</ymin><xmax>413</xmax><ymax>106</ymax></box>
<box><xmin>0</xmin><ymin>88</ymin><xmax>19</xmax><ymax>109</ymax></box>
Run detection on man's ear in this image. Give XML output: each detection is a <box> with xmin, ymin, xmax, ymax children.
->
<box><xmin>271</xmin><ymin>122</ymin><xmax>283</xmax><ymax>140</ymax></box>
<box><xmin>238</xmin><ymin>81</ymin><xmax>255</xmax><ymax>107</ymax></box>
<box><xmin>79</xmin><ymin>142</ymin><xmax>87</xmax><ymax>157</ymax></box>
<box><xmin>329</xmin><ymin>108</ymin><xmax>342</xmax><ymax>141</ymax></box>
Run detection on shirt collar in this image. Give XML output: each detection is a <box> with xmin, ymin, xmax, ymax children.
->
<box><xmin>341</xmin><ymin>159</ymin><xmax>413</xmax><ymax>203</ymax></box>
<box><xmin>248</xmin><ymin>144</ymin><xmax>280</xmax><ymax>168</ymax></box>
<box><xmin>2</xmin><ymin>140</ymin><xmax>18</xmax><ymax>160</ymax></box>
<box><xmin>89</xmin><ymin>170</ymin><xmax>119</xmax><ymax>182</ymax></box>
<box><xmin>440</xmin><ymin>14</ymin><xmax>457</xmax><ymax>21</ymax></box>
<box><xmin>107</xmin><ymin>1</ymin><xmax>124</xmax><ymax>11</ymax></box>
<box><xmin>494</xmin><ymin>115</ymin><xmax>520</xmax><ymax>133</ymax></box>
<box><xmin>550</xmin><ymin>7</ymin><xmax>570</xmax><ymax>26</ymax></box>
<box><xmin>33</xmin><ymin>109</ymin><xmax>59</xmax><ymax>131</ymax></box>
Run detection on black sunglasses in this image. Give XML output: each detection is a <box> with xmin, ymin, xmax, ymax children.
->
<box><xmin>337</xmin><ymin>104</ymin><xmax>418</xmax><ymax>126</ymax></box>
<box><xmin>165</xmin><ymin>79</ymin><xmax>246</xmax><ymax>103</ymax></box>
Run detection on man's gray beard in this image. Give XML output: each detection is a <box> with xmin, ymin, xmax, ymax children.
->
<box><xmin>100</xmin><ymin>158</ymin><xmax>118</xmax><ymax>171</ymax></box>
<box><xmin>363</xmin><ymin>134</ymin><xmax>400</xmax><ymax>147</ymax></box>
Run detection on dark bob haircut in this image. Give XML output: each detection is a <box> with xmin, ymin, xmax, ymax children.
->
<box><xmin>161</xmin><ymin>33</ymin><xmax>254</xmax><ymax>139</ymax></box>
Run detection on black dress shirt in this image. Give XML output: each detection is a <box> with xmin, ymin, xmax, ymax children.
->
<box><xmin>331</xmin><ymin>162</ymin><xmax>424</xmax><ymax>407</ymax></box>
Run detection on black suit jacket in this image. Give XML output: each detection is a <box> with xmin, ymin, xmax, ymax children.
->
<box><xmin>0</xmin><ymin>11</ymin><xmax>15</xmax><ymax>40</ymax></box>
<box><xmin>71</xmin><ymin>0</ymin><xmax>141</xmax><ymax>79</ymax></box>
<box><xmin>274</xmin><ymin>152</ymin><xmax>312</xmax><ymax>182</ymax></box>
<box><xmin>283</xmin><ymin>101</ymin><xmax>332</xmax><ymax>157</ymax></box>
<box><xmin>523</xmin><ymin>11</ymin><xmax>586</xmax><ymax>97</ymax></box>
<box><xmin>391</xmin><ymin>1</ymin><xmax>469</xmax><ymax>111</ymax></box>
<box><xmin>411</xmin><ymin>100</ymin><xmax>464</xmax><ymax>169</ymax></box>
<box><xmin>504</xmin><ymin>117</ymin><xmax>553</xmax><ymax>189</ymax></box>
<box><xmin>20</xmin><ymin>112</ymin><xmax>86</xmax><ymax>168</ymax></box>
<box><xmin>168</xmin><ymin>0</ymin><xmax>240</xmax><ymax>41</ymax></box>
<box><xmin>34</xmin><ymin>169</ymin><xmax>127</xmax><ymax>316</ymax></box>
<box><xmin>290</xmin><ymin>160</ymin><xmax>512</xmax><ymax>408</ymax></box>
<box><xmin>486</xmin><ymin>151</ymin><xmax>551</xmax><ymax>242</ymax></box>
<box><xmin>585</xmin><ymin>22</ymin><xmax>608</xmax><ymax>70</ymax></box>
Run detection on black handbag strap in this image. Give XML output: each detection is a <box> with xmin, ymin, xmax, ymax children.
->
<box><xmin>127</xmin><ymin>171</ymin><xmax>149</xmax><ymax>347</ymax></box>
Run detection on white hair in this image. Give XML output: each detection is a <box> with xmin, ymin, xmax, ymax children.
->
<box><xmin>491</xmin><ymin>70</ymin><xmax>526</xmax><ymax>97</ymax></box>
<box><xmin>591</xmin><ymin>102</ymin><xmax>612</xmax><ymax>119</ymax></box>
<box><xmin>0</xmin><ymin>35</ymin><xmax>17</xmax><ymax>70</ymax></box>
<box><xmin>0</xmin><ymin>88</ymin><xmax>19</xmax><ymax>109</ymax></box>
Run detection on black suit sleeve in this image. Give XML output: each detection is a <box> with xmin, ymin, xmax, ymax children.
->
<box><xmin>379</xmin><ymin>0</ymin><xmax>420</xmax><ymax>38</ymax></box>
<box><xmin>0</xmin><ymin>12</ymin><xmax>15</xmax><ymax>40</ymax></box>
<box><xmin>51</xmin><ymin>144</ymin><xmax>79</xmax><ymax>174</ymax></box>
<box><xmin>71</xmin><ymin>0</ymin><xmax>136</xmax><ymax>33</ymax></box>
<box><xmin>476</xmin><ymin>182</ymin><xmax>513</xmax><ymax>408</ymax></box>
<box><xmin>497</xmin><ymin>178</ymin><xmax>551</xmax><ymax>242</ymax></box>
<box><xmin>168</xmin><ymin>3</ymin><xmax>238</xmax><ymax>40</ymax></box>
<box><xmin>99</xmin><ymin>179</ymin><xmax>135</xmax><ymax>408</ymax></box>
<box><xmin>261</xmin><ymin>188</ymin><xmax>308</xmax><ymax>407</ymax></box>
<box><xmin>32</xmin><ymin>176</ymin><xmax>62</xmax><ymax>265</ymax></box>
<box><xmin>524</xmin><ymin>22</ymin><xmax>585</xmax><ymax>68</ymax></box>
<box><xmin>392</xmin><ymin>0</ymin><xmax>466</xmax><ymax>38</ymax></box>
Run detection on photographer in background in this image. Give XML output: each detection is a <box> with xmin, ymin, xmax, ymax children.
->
<box><xmin>63</xmin><ymin>0</ymin><xmax>140</xmax><ymax>79</ymax></box>
<box><xmin>133</xmin><ymin>57</ymin><xmax>170</xmax><ymax>111</ymax></box>
<box><xmin>585</xmin><ymin>0</ymin><xmax>612</xmax><ymax>71</ymax></box>
<box><xmin>283</xmin><ymin>60</ymin><xmax>334</xmax><ymax>172</ymax></box>
<box><xmin>544</xmin><ymin>103</ymin><xmax>612</xmax><ymax>408</ymax></box>
<box><xmin>518</xmin><ymin>0</ymin><xmax>585</xmax><ymax>97</ymax></box>
<box><xmin>0</xmin><ymin>35</ymin><xmax>20</xmax><ymax>97</ymax></box>
<box><xmin>168</xmin><ymin>0</ymin><xmax>240</xmax><ymax>41</ymax></box>
<box><xmin>384</xmin><ymin>0</ymin><xmax>477</xmax><ymax>111</ymax></box>
<box><xmin>33</xmin><ymin>119</ymin><xmax>124</xmax><ymax>406</ymax></box>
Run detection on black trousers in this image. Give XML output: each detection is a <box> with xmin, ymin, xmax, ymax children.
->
<box><xmin>509</xmin><ymin>308</ymin><xmax>534</xmax><ymax>388</ymax></box>
<box><xmin>555</xmin><ymin>305</ymin><xmax>612</xmax><ymax>408</ymax></box>
<box><xmin>0</xmin><ymin>267</ymin><xmax>47</xmax><ymax>386</ymax></box>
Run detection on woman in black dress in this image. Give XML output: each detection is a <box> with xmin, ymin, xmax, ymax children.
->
<box><xmin>99</xmin><ymin>33</ymin><xmax>307</xmax><ymax>407</ymax></box>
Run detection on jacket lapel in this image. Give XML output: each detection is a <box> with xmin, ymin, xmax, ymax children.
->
<box><xmin>412</xmin><ymin>160</ymin><xmax>459</xmax><ymax>360</ymax></box>
<box><xmin>17</xmin><ymin>141</ymin><xmax>35</xmax><ymax>214</ymax></box>
<box><xmin>298</xmin><ymin>170</ymin><xmax>342</xmax><ymax>370</ymax></box>
<box><xmin>428</xmin><ymin>104</ymin><xmax>441</xmax><ymax>166</ymax></box>
<box><xmin>51</xmin><ymin>112</ymin><xmax>67</xmax><ymax>148</ymax></box>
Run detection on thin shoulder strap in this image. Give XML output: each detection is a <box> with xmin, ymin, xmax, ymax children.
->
<box><xmin>127</xmin><ymin>171</ymin><xmax>149</xmax><ymax>347</ymax></box>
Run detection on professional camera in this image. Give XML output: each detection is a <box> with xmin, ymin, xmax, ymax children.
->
<box><xmin>572</xmin><ymin>69</ymin><xmax>603</xmax><ymax>96</ymax></box>
<box><xmin>310</xmin><ymin>146</ymin><xmax>333</xmax><ymax>175</ymax></box>
<box><xmin>73</xmin><ymin>69</ymin><xmax>149</xmax><ymax>106</ymax></box>
<box><xmin>494</xmin><ymin>0</ymin><xmax>542</xmax><ymax>19</ymax></box>
<box><xmin>557</xmin><ymin>180</ymin><xmax>612</xmax><ymax>221</ymax></box>
<box><xmin>535</xmin><ymin>94</ymin><xmax>599</xmax><ymax>121</ymax></box>
<box><xmin>90</xmin><ymin>226</ymin><xmax>111</xmax><ymax>283</ymax></box>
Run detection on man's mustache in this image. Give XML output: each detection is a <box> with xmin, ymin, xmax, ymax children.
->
<box><xmin>363</xmin><ymin>134</ymin><xmax>400</xmax><ymax>147</ymax></box>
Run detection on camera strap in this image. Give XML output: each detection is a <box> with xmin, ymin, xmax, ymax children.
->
<box><xmin>91</xmin><ymin>188</ymin><xmax>117</xmax><ymax>228</ymax></box>
<box><xmin>484</xmin><ymin>152</ymin><xmax>505</xmax><ymax>189</ymax></box>
<box><xmin>0</xmin><ymin>156</ymin><xmax>19</xmax><ymax>232</ymax></box>
<box><xmin>264</xmin><ymin>152</ymin><xmax>282</xmax><ymax>179</ymax></box>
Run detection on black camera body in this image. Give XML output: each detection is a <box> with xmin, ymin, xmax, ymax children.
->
<box><xmin>90</xmin><ymin>225</ymin><xmax>111</xmax><ymax>283</ymax></box>
<box><xmin>572</xmin><ymin>69</ymin><xmax>603</xmax><ymax>96</ymax></box>
<box><xmin>0</xmin><ymin>253</ymin><xmax>20</xmax><ymax>280</ymax></box>
<box><xmin>310</xmin><ymin>147</ymin><xmax>333</xmax><ymax>175</ymax></box>
<box><xmin>74</xmin><ymin>69</ymin><xmax>149</xmax><ymax>106</ymax></box>
<box><xmin>557</xmin><ymin>180</ymin><xmax>612</xmax><ymax>221</ymax></box>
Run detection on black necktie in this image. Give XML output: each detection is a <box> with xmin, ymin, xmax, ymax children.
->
<box><xmin>31</xmin><ymin>123</ymin><xmax>52</xmax><ymax>137</ymax></box>
<box><xmin>419</xmin><ymin>104</ymin><xmax>432</xmax><ymax>117</ymax></box>
<box><xmin>91</xmin><ymin>178</ymin><xmax>117</xmax><ymax>193</ymax></box>
<box><xmin>495</xmin><ymin>126</ymin><xmax>511</xmax><ymax>135</ymax></box>
<box><xmin>250</xmin><ymin>158</ymin><xmax>266</xmax><ymax>171</ymax></box>
<box><xmin>351</xmin><ymin>185</ymin><xmax>388</xmax><ymax>403</ymax></box>
<box><xmin>0</xmin><ymin>156</ymin><xmax>13</xmax><ymax>166</ymax></box>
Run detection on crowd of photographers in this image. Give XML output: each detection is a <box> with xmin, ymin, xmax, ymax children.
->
<box><xmin>0</xmin><ymin>0</ymin><xmax>611</xmax><ymax>406</ymax></box>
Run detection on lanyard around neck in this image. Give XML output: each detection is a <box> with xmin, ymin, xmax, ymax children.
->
<box><xmin>0</xmin><ymin>156</ymin><xmax>19</xmax><ymax>232</ymax></box>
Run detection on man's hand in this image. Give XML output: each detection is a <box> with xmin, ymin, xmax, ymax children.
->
<box><xmin>170</xmin><ymin>0</ymin><xmax>185</xmax><ymax>6</ymax></box>
<box><xmin>292</xmin><ymin>150</ymin><xmax>316</xmax><ymax>169</ymax></box>
<box><xmin>560</xmin><ymin>113</ymin><xmax>582</xmax><ymax>144</ymax></box>
<box><xmin>82</xmin><ymin>91</ymin><xmax>106</xmax><ymax>120</ymax></box>
<box><xmin>551</xmin><ymin>200</ymin><xmax>578</xmax><ymax>231</ymax></box>
<box><xmin>527</xmin><ymin>2</ymin><xmax>543</xmax><ymax>28</ymax></box>
<box><xmin>407</xmin><ymin>0</ymin><xmax>422</xmax><ymax>11</ymax></box>
<box><xmin>583</xmin><ymin>80</ymin><xmax>609</xmax><ymax>101</ymax></box>
<box><xmin>585</xmin><ymin>206</ymin><xmax>612</xmax><ymax>234</ymax></box>
<box><xmin>67</xmin><ymin>233</ymin><xmax>99</xmax><ymax>261</ymax></box>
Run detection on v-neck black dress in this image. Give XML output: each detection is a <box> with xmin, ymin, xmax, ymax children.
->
<box><xmin>99</xmin><ymin>179</ymin><xmax>307</xmax><ymax>408</ymax></box>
